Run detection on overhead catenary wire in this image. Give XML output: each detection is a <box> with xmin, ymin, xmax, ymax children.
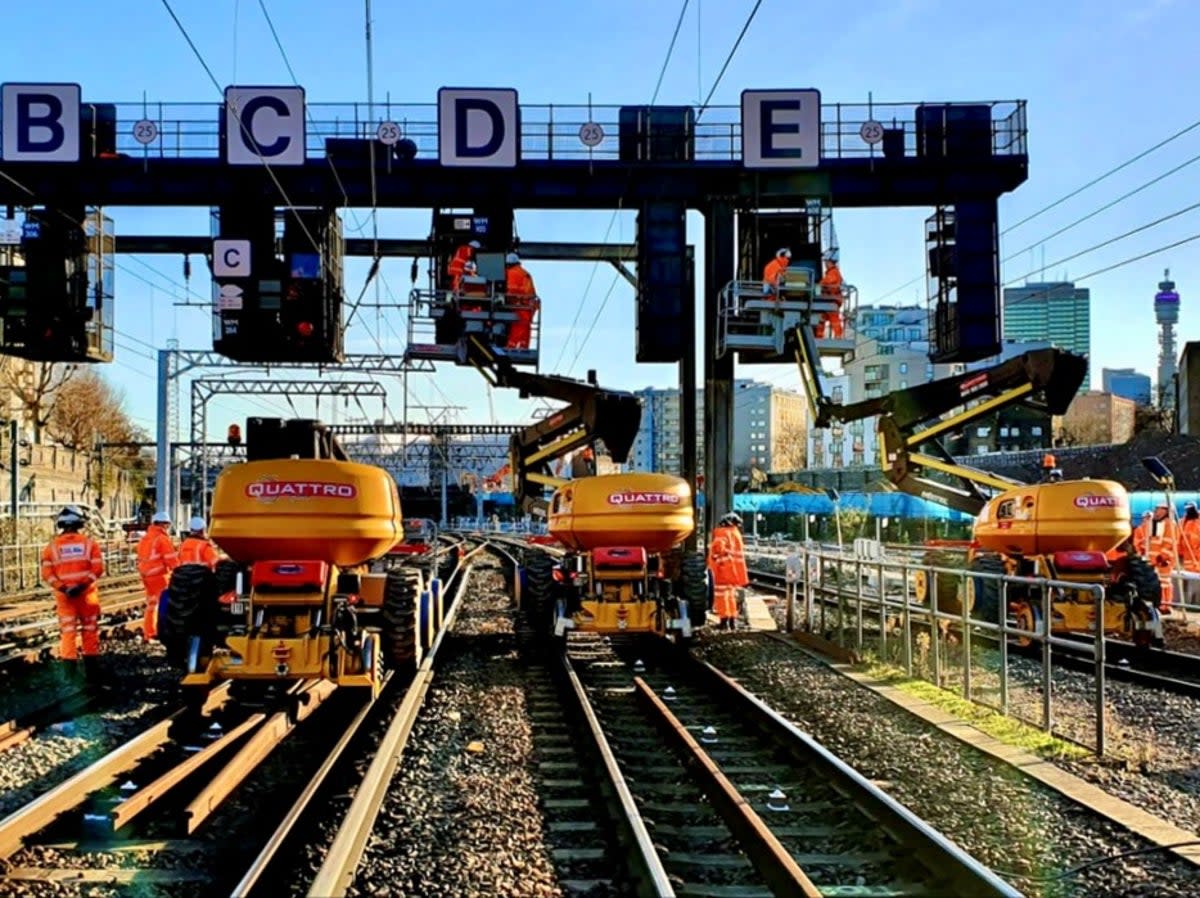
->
<box><xmin>571</xmin><ymin>0</ymin><xmax>764</xmax><ymax>366</ymax></box>
<box><xmin>159</xmin><ymin>0</ymin><xmax>322</xmax><ymax>258</ymax></box>
<box><xmin>873</xmin><ymin>112</ymin><xmax>1200</xmax><ymax>304</ymax></box>
<box><xmin>695</xmin><ymin>0</ymin><xmax>765</xmax><ymax>122</ymax></box>
<box><xmin>553</xmin><ymin>0</ymin><xmax>693</xmax><ymax>370</ymax></box>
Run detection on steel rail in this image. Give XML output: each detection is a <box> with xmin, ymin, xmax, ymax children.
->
<box><xmin>687</xmin><ymin>655</ymin><xmax>1021</xmax><ymax>897</ymax></box>
<box><xmin>558</xmin><ymin>645</ymin><xmax>678</xmax><ymax>898</ymax></box>
<box><xmin>633</xmin><ymin>674</ymin><xmax>816</xmax><ymax>897</ymax></box>
<box><xmin>304</xmin><ymin>543</ymin><xmax>486</xmax><ymax>898</ymax></box>
<box><xmin>230</xmin><ymin>673</ymin><xmax>390</xmax><ymax>897</ymax></box>
<box><xmin>0</xmin><ymin>683</ymin><xmax>231</xmax><ymax>859</ymax></box>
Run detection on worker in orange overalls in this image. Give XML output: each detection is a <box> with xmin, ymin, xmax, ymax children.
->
<box><xmin>708</xmin><ymin>512</ymin><xmax>749</xmax><ymax>630</ymax></box>
<box><xmin>41</xmin><ymin>506</ymin><xmax>106</xmax><ymax>682</ymax></box>
<box><xmin>447</xmin><ymin>240</ymin><xmax>481</xmax><ymax>292</ymax></box>
<box><xmin>136</xmin><ymin>511</ymin><xmax>179</xmax><ymax>640</ymax></box>
<box><xmin>814</xmin><ymin>253</ymin><xmax>845</xmax><ymax>338</ymax></box>
<box><xmin>761</xmin><ymin>248</ymin><xmax>791</xmax><ymax>299</ymax></box>
<box><xmin>1178</xmin><ymin>502</ymin><xmax>1200</xmax><ymax>606</ymax></box>
<box><xmin>178</xmin><ymin>516</ymin><xmax>220</xmax><ymax>569</ymax></box>
<box><xmin>1134</xmin><ymin>504</ymin><xmax>1178</xmax><ymax>608</ymax></box>
<box><xmin>504</xmin><ymin>252</ymin><xmax>539</xmax><ymax>350</ymax></box>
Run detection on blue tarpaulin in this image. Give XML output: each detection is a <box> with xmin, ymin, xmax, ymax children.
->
<box><xmin>477</xmin><ymin>490</ymin><xmax>1200</xmax><ymax>522</ymax></box>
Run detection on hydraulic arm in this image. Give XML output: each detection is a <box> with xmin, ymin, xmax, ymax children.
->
<box><xmin>792</xmin><ymin>326</ymin><xmax>1088</xmax><ymax>515</ymax></box>
<box><xmin>463</xmin><ymin>335</ymin><xmax>642</xmax><ymax>515</ymax></box>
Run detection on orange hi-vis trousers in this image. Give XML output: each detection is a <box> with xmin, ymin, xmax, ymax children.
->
<box><xmin>141</xmin><ymin>574</ymin><xmax>167</xmax><ymax>639</ymax></box>
<box><xmin>713</xmin><ymin>585</ymin><xmax>738</xmax><ymax>622</ymax></box>
<box><xmin>56</xmin><ymin>587</ymin><xmax>101</xmax><ymax>659</ymax></box>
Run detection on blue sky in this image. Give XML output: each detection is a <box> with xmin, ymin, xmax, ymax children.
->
<box><xmin>3</xmin><ymin>0</ymin><xmax>1198</xmax><ymax>439</ymax></box>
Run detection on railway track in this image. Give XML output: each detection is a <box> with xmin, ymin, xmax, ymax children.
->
<box><xmin>748</xmin><ymin>565</ymin><xmax>1200</xmax><ymax>698</ymax></box>
<box><xmin>0</xmin><ymin>548</ymin><xmax>481</xmax><ymax>895</ymax></box>
<box><xmin>554</xmin><ymin>632</ymin><xmax>1019</xmax><ymax>897</ymax></box>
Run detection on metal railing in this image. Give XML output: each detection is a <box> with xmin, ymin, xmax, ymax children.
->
<box><xmin>780</xmin><ymin>544</ymin><xmax>1110</xmax><ymax>755</ymax></box>
<box><xmin>0</xmin><ymin>538</ymin><xmax>138</xmax><ymax>594</ymax></box>
<box><xmin>85</xmin><ymin>99</ymin><xmax>1028</xmax><ymax>163</ymax></box>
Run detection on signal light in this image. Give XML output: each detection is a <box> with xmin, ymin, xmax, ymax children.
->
<box><xmin>296</xmin><ymin>321</ymin><xmax>314</xmax><ymax>338</ymax></box>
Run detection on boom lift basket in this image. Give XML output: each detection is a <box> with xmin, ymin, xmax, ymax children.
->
<box><xmin>716</xmin><ymin>273</ymin><xmax>856</xmax><ymax>363</ymax></box>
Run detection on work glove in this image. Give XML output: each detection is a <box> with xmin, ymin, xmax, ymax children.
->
<box><xmin>63</xmin><ymin>583</ymin><xmax>84</xmax><ymax>598</ymax></box>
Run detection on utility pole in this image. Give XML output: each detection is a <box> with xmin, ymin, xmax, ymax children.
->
<box><xmin>9</xmin><ymin>420</ymin><xmax>18</xmax><ymax>523</ymax></box>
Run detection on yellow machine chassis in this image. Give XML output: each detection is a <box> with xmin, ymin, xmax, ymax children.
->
<box><xmin>569</xmin><ymin>598</ymin><xmax>664</xmax><ymax>635</ymax></box>
<box><xmin>182</xmin><ymin>631</ymin><xmax>383</xmax><ymax>696</ymax></box>
<box><xmin>180</xmin><ymin>569</ymin><xmax>400</xmax><ymax>697</ymax></box>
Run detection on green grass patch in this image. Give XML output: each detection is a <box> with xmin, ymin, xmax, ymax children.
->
<box><xmin>859</xmin><ymin>659</ymin><xmax>1091</xmax><ymax>761</ymax></box>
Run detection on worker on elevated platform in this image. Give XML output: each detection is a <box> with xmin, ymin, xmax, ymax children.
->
<box><xmin>762</xmin><ymin>248</ymin><xmax>791</xmax><ymax>298</ymax></box>
<box><xmin>814</xmin><ymin>253</ymin><xmax>845</xmax><ymax>339</ymax></box>
<box><xmin>41</xmin><ymin>506</ymin><xmax>106</xmax><ymax>682</ymax></box>
<box><xmin>708</xmin><ymin>513</ymin><xmax>749</xmax><ymax>630</ymax></box>
<box><xmin>1134</xmin><ymin>504</ymin><xmax>1178</xmax><ymax>608</ymax></box>
<box><xmin>136</xmin><ymin>512</ymin><xmax>179</xmax><ymax>640</ymax></box>
<box><xmin>505</xmin><ymin>252</ymin><xmax>539</xmax><ymax>350</ymax></box>
<box><xmin>447</xmin><ymin>239</ymin><xmax>481</xmax><ymax>292</ymax></box>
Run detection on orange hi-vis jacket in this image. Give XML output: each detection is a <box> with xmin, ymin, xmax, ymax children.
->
<box><xmin>447</xmin><ymin>245</ymin><xmax>474</xmax><ymax>291</ymax></box>
<box><xmin>178</xmin><ymin>536</ymin><xmax>220</xmax><ymax>569</ymax></box>
<box><xmin>819</xmin><ymin>263</ymin><xmax>844</xmax><ymax>302</ymax></box>
<box><xmin>1180</xmin><ymin>517</ymin><xmax>1200</xmax><ymax>570</ymax></box>
<box><xmin>707</xmin><ymin>524</ymin><xmax>749</xmax><ymax>587</ymax></box>
<box><xmin>762</xmin><ymin>257</ymin><xmax>788</xmax><ymax>292</ymax></box>
<box><xmin>1134</xmin><ymin>515</ymin><xmax>1178</xmax><ymax>566</ymax></box>
<box><xmin>41</xmin><ymin>532</ymin><xmax>105</xmax><ymax>596</ymax></box>
<box><xmin>137</xmin><ymin>526</ymin><xmax>179</xmax><ymax>580</ymax></box>
<box><xmin>506</xmin><ymin>264</ymin><xmax>536</xmax><ymax>301</ymax></box>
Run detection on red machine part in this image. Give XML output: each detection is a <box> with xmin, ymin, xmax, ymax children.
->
<box><xmin>251</xmin><ymin>560</ymin><xmax>328</xmax><ymax>592</ymax></box>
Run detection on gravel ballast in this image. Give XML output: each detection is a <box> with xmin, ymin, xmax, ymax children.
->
<box><xmin>292</xmin><ymin>555</ymin><xmax>564</xmax><ymax>898</ymax></box>
<box><xmin>0</xmin><ymin>638</ymin><xmax>180</xmax><ymax>820</ymax></box>
<box><xmin>695</xmin><ymin>631</ymin><xmax>1200</xmax><ymax>898</ymax></box>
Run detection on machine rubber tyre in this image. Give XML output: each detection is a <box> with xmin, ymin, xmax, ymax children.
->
<box><xmin>679</xmin><ymin>552</ymin><xmax>709</xmax><ymax>629</ymax></box>
<box><xmin>918</xmin><ymin>549</ymin><xmax>966</xmax><ymax>615</ymax></box>
<box><xmin>967</xmin><ymin>554</ymin><xmax>1006</xmax><ymax>626</ymax></box>
<box><xmin>214</xmin><ymin>559</ymin><xmax>241</xmax><ymax>595</ymax></box>
<box><xmin>523</xmin><ymin>552</ymin><xmax>555</xmax><ymax>636</ymax></box>
<box><xmin>382</xmin><ymin>569</ymin><xmax>421</xmax><ymax>676</ymax></box>
<box><xmin>164</xmin><ymin>564</ymin><xmax>219</xmax><ymax>669</ymax></box>
<box><xmin>1125</xmin><ymin>555</ymin><xmax>1163</xmax><ymax>609</ymax></box>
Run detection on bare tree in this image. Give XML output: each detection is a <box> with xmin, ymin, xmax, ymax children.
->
<box><xmin>0</xmin><ymin>360</ymin><xmax>76</xmax><ymax>442</ymax></box>
<box><xmin>46</xmin><ymin>368</ymin><xmax>121</xmax><ymax>449</ymax></box>
<box><xmin>1058</xmin><ymin>415</ymin><xmax>1112</xmax><ymax>448</ymax></box>
<box><xmin>771</xmin><ymin>416</ymin><xmax>808</xmax><ymax>472</ymax></box>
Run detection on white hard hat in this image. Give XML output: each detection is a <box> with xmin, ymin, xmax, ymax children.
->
<box><xmin>152</xmin><ymin>512</ymin><xmax>171</xmax><ymax>525</ymax></box>
<box><xmin>777</xmin><ymin>248</ymin><xmax>792</xmax><ymax>259</ymax></box>
<box><xmin>56</xmin><ymin>506</ymin><xmax>85</xmax><ymax>528</ymax></box>
<box><xmin>468</xmin><ymin>240</ymin><xmax>481</xmax><ymax>248</ymax></box>
<box><xmin>505</xmin><ymin>252</ymin><xmax>520</xmax><ymax>265</ymax></box>
<box><xmin>189</xmin><ymin>516</ymin><xmax>207</xmax><ymax>533</ymax></box>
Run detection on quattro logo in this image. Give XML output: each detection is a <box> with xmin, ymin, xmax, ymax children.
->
<box><xmin>1074</xmin><ymin>494</ymin><xmax>1119</xmax><ymax>509</ymax></box>
<box><xmin>246</xmin><ymin>480</ymin><xmax>358</xmax><ymax>500</ymax></box>
<box><xmin>607</xmin><ymin>491</ymin><xmax>681</xmax><ymax>506</ymax></box>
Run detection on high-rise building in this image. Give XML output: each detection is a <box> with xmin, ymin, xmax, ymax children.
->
<box><xmin>1101</xmin><ymin>367</ymin><xmax>1153</xmax><ymax>406</ymax></box>
<box><xmin>733</xmin><ymin>380</ymin><xmax>807</xmax><ymax>474</ymax></box>
<box><xmin>1178</xmin><ymin>342</ymin><xmax>1200</xmax><ymax>436</ymax></box>
<box><xmin>628</xmin><ymin>381</ymin><xmax>806</xmax><ymax>476</ymax></box>
<box><xmin>1002</xmin><ymin>282</ymin><xmax>1091</xmax><ymax>389</ymax></box>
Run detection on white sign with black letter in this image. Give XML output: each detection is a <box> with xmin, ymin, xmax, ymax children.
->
<box><xmin>437</xmin><ymin>88</ymin><xmax>519</xmax><ymax>168</ymax></box>
<box><xmin>213</xmin><ymin>239</ymin><xmax>252</xmax><ymax>277</ymax></box>
<box><xmin>223</xmin><ymin>86</ymin><xmax>306</xmax><ymax>166</ymax></box>
<box><xmin>1</xmin><ymin>83</ymin><xmax>81</xmax><ymax>162</ymax></box>
<box><xmin>741</xmin><ymin>89</ymin><xmax>821</xmax><ymax>169</ymax></box>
